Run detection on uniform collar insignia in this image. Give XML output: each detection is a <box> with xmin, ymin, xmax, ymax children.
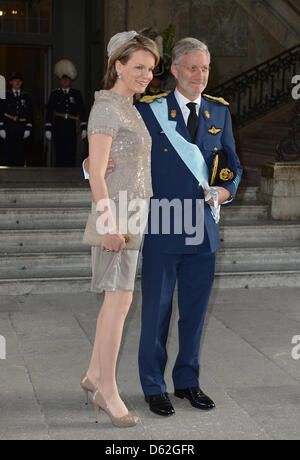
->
<box><xmin>204</xmin><ymin>110</ymin><xmax>210</xmax><ymax>119</ymax></box>
<box><xmin>170</xmin><ymin>109</ymin><xmax>176</xmax><ymax>118</ymax></box>
<box><xmin>208</xmin><ymin>125</ymin><xmax>222</xmax><ymax>135</ymax></box>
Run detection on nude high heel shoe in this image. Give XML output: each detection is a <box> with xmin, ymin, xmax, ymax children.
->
<box><xmin>80</xmin><ymin>374</ymin><xmax>97</xmax><ymax>405</ymax></box>
<box><xmin>92</xmin><ymin>389</ymin><xmax>139</xmax><ymax>428</ymax></box>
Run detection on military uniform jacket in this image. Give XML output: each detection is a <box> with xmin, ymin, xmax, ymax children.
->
<box><xmin>136</xmin><ymin>90</ymin><xmax>243</xmax><ymax>254</ymax></box>
<box><xmin>45</xmin><ymin>88</ymin><xmax>87</xmax><ymax>132</ymax></box>
<box><xmin>0</xmin><ymin>90</ymin><xmax>33</xmax><ymax>132</ymax></box>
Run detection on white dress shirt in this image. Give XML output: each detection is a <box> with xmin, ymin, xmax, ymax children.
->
<box><xmin>174</xmin><ymin>88</ymin><xmax>201</xmax><ymax>125</ymax></box>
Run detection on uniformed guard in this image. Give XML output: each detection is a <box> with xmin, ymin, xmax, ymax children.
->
<box><xmin>45</xmin><ymin>59</ymin><xmax>87</xmax><ymax>167</ymax></box>
<box><xmin>136</xmin><ymin>38</ymin><xmax>243</xmax><ymax>417</ymax></box>
<box><xmin>0</xmin><ymin>72</ymin><xmax>32</xmax><ymax>166</ymax></box>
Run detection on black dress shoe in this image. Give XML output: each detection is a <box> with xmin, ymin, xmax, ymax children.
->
<box><xmin>145</xmin><ymin>392</ymin><xmax>175</xmax><ymax>416</ymax></box>
<box><xmin>174</xmin><ymin>387</ymin><xmax>215</xmax><ymax>410</ymax></box>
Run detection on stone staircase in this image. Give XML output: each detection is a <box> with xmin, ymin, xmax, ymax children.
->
<box><xmin>235</xmin><ymin>101</ymin><xmax>296</xmax><ymax>180</ymax></box>
<box><xmin>0</xmin><ymin>181</ymin><xmax>299</xmax><ymax>294</ymax></box>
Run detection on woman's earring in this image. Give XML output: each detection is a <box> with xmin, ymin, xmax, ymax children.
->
<box><xmin>117</xmin><ymin>72</ymin><xmax>122</xmax><ymax>79</ymax></box>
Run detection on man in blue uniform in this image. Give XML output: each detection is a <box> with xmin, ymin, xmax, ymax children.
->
<box><xmin>136</xmin><ymin>37</ymin><xmax>242</xmax><ymax>416</ymax></box>
<box><xmin>45</xmin><ymin>60</ymin><xmax>87</xmax><ymax>167</ymax></box>
<box><xmin>0</xmin><ymin>73</ymin><xmax>32</xmax><ymax>166</ymax></box>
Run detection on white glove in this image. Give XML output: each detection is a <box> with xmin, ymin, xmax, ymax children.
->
<box><xmin>204</xmin><ymin>183</ymin><xmax>221</xmax><ymax>223</ymax></box>
<box><xmin>82</xmin><ymin>159</ymin><xmax>89</xmax><ymax>179</ymax></box>
<box><xmin>0</xmin><ymin>130</ymin><xmax>6</xmax><ymax>140</ymax></box>
<box><xmin>23</xmin><ymin>130</ymin><xmax>30</xmax><ymax>139</ymax></box>
<box><xmin>45</xmin><ymin>131</ymin><xmax>52</xmax><ymax>141</ymax></box>
<box><xmin>81</xmin><ymin>129</ymin><xmax>87</xmax><ymax>140</ymax></box>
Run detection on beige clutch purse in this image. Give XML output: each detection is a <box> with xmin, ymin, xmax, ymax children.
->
<box><xmin>82</xmin><ymin>214</ymin><xmax>143</xmax><ymax>250</ymax></box>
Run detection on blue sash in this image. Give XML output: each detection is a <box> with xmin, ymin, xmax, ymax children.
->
<box><xmin>150</xmin><ymin>98</ymin><xmax>209</xmax><ymax>188</ymax></box>
<box><xmin>150</xmin><ymin>97</ymin><xmax>220</xmax><ymax>223</ymax></box>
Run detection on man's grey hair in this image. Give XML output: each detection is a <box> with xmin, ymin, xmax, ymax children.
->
<box><xmin>172</xmin><ymin>38</ymin><xmax>211</xmax><ymax>65</ymax></box>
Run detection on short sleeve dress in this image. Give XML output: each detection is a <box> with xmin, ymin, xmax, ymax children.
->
<box><xmin>87</xmin><ymin>90</ymin><xmax>153</xmax><ymax>293</ymax></box>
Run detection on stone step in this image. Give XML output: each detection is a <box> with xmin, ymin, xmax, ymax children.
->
<box><xmin>214</xmin><ymin>270</ymin><xmax>300</xmax><ymax>289</ymax></box>
<box><xmin>0</xmin><ymin>167</ymin><xmax>88</xmax><ymax>185</ymax></box>
<box><xmin>0</xmin><ymin>207</ymin><xmax>90</xmax><ymax>229</ymax></box>
<box><xmin>220</xmin><ymin>222</ymin><xmax>300</xmax><ymax>247</ymax></box>
<box><xmin>0</xmin><ymin>188</ymin><xmax>92</xmax><ymax>208</ymax></box>
<box><xmin>0</xmin><ymin>252</ymin><xmax>91</xmax><ymax>279</ymax></box>
<box><xmin>217</xmin><ymin>246</ymin><xmax>300</xmax><ymax>265</ymax></box>
<box><xmin>221</xmin><ymin>203</ymin><xmax>269</xmax><ymax>222</ymax></box>
<box><xmin>0</xmin><ymin>229</ymin><xmax>88</xmax><ymax>253</ymax></box>
<box><xmin>234</xmin><ymin>186</ymin><xmax>258</xmax><ymax>201</ymax></box>
<box><xmin>0</xmin><ymin>202</ymin><xmax>268</xmax><ymax>229</ymax></box>
<box><xmin>0</xmin><ymin>269</ymin><xmax>299</xmax><ymax>295</ymax></box>
<box><xmin>0</xmin><ymin>186</ymin><xmax>258</xmax><ymax>207</ymax></box>
<box><xmin>0</xmin><ymin>246</ymin><xmax>298</xmax><ymax>280</ymax></box>
<box><xmin>0</xmin><ymin>222</ymin><xmax>299</xmax><ymax>254</ymax></box>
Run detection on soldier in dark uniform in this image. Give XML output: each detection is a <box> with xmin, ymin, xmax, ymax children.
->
<box><xmin>45</xmin><ymin>59</ymin><xmax>87</xmax><ymax>167</ymax></box>
<box><xmin>0</xmin><ymin>72</ymin><xmax>32</xmax><ymax>166</ymax></box>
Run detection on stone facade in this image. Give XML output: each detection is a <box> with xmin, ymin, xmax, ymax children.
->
<box><xmin>100</xmin><ymin>0</ymin><xmax>297</xmax><ymax>88</ymax></box>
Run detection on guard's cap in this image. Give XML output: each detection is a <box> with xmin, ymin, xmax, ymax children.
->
<box><xmin>9</xmin><ymin>72</ymin><xmax>24</xmax><ymax>82</ymax></box>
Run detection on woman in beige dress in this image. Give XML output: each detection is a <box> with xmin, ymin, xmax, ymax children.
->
<box><xmin>80</xmin><ymin>32</ymin><xmax>159</xmax><ymax>428</ymax></box>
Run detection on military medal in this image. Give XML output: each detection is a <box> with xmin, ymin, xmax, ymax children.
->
<box><xmin>208</xmin><ymin>125</ymin><xmax>222</xmax><ymax>135</ymax></box>
<box><xmin>219</xmin><ymin>168</ymin><xmax>234</xmax><ymax>181</ymax></box>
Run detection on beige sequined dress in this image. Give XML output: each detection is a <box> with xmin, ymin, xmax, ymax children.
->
<box><xmin>87</xmin><ymin>90</ymin><xmax>152</xmax><ymax>293</ymax></box>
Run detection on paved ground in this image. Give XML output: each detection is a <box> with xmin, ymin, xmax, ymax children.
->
<box><xmin>0</xmin><ymin>283</ymin><xmax>299</xmax><ymax>440</ymax></box>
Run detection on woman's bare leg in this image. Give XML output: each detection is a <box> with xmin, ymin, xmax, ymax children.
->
<box><xmin>87</xmin><ymin>289</ymin><xmax>133</xmax><ymax>417</ymax></box>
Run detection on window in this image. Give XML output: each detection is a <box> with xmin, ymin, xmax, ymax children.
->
<box><xmin>0</xmin><ymin>0</ymin><xmax>52</xmax><ymax>34</ymax></box>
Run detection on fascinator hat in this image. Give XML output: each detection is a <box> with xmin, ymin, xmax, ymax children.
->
<box><xmin>107</xmin><ymin>31</ymin><xmax>139</xmax><ymax>62</ymax></box>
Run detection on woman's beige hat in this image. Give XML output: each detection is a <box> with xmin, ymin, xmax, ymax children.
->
<box><xmin>107</xmin><ymin>31</ymin><xmax>139</xmax><ymax>61</ymax></box>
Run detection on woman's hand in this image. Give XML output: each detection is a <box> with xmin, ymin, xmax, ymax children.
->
<box><xmin>101</xmin><ymin>231</ymin><xmax>126</xmax><ymax>252</ymax></box>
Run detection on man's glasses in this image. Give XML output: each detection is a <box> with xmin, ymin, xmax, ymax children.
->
<box><xmin>177</xmin><ymin>65</ymin><xmax>211</xmax><ymax>74</ymax></box>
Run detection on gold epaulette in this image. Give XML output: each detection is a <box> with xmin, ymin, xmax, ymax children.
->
<box><xmin>203</xmin><ymin>94</ymin><xmax>229</xmax><ymax>106</ymax></box>
<box><xmin>139</xmin><ymin>92</ymin><xmax>169</xmax><ymax>103</ymax></box>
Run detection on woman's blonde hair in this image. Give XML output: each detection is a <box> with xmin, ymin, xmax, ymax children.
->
<box><xmin>103</xmin><ymin>35</ymin><xmax>160</xmax><ymax>90</ymax></box>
